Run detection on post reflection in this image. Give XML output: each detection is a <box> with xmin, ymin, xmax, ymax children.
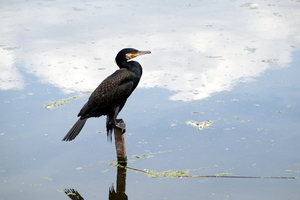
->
<box><xmin>63</xmin><ymin>126</ymin><xmax>128</xmax><ymax>200</ymax></box>
<box><xmin>109</xmin><ymin>165</ymin><xmax>128</xmax><ymax>200</ymax></box>
<box><xmin>109</xmin><ymin>126</ymin><xmax>128</xmax><ymax>199</ymax></box>
<box><xmin>63</xmin><ymin>165</ymin><xmax>128</xmax><ymax>200</ymax></box>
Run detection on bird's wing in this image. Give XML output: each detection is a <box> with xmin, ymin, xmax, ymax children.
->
<box><xmin>78</xmin><ymin>69</ymin><xmax>136</xmax><ymax>117</ymax></box>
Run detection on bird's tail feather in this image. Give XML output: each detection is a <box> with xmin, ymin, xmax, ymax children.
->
<box><xmin>107</xmin><ymin>128</ymin><xmax>113</xmax><ymax>143</ymax></box>
<box><xmin>106</xmin><ymin>115</ymin><xmax>113</xmax><ymax>142</ymax></box>
<box><xmin>62</xmin><ymin>118</ymin><xmax>87</xmax><ymax>141</ymax></box>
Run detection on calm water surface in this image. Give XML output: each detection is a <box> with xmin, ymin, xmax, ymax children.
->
<box><xmin>1</xmin><ymin>0</ymin><xmax>300</xmax><ymax>199</ymax></box>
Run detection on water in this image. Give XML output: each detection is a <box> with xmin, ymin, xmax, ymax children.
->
<box><xmin>1</xmin><ymin>0</ymin><xmax>299</xmax><ymax>199</ymax></box>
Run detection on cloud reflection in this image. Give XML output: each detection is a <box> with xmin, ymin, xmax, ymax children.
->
<box><xmin>1</xmin><ymin>0</ymin><xmax>299</xmax><ymax>101</ymax></box>
<box><xmin>0</xmin><ymin>49</ymin><xmax>24</xmax><ymax>90</ymax></box>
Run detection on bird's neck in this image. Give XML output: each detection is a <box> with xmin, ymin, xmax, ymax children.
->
<box><xmin>117</xmin><ymin>60</ymin><xmax>142</xmax><ymax>77</ymax></box>
<box><xmin>116</xmin><ymin>59</ymin><xmax>128</xmax><ymax>68</ymax></box>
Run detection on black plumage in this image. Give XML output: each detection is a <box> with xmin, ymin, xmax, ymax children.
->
<box><xmin>62</xmin><ymin>48</ymin><xmax>151</xmax><ymax>141</ymax></box>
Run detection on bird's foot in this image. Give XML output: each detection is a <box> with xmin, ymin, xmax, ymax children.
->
<box><xmin>115</xmin><ymin>119</ymin><xmax>126</xmax><ymax>134</ymax></box>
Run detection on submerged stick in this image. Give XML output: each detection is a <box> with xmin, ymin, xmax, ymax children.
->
<box><xmin>180</xmin><ymin>175</ymin><xmax>297</xmax><ymax>179</ymax></box>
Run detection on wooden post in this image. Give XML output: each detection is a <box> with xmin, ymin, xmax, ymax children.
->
<box><xmin>114</xmin><ymin>120</ymin><xmax>127</xmax><ymax>166</ymax></box>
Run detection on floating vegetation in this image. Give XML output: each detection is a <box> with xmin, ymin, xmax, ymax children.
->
<box><xmin>110</xmin><ymin>164</ymin><xmax>297</xmax><ymax>180</ymax></box>
<box><xmin>234</xmin><ymin>116</ymin><xmax>244</xmax><ymax>123</ymax></box>
<box><xmin>2</xmin><ymin>46</ymin><xmax>21</xmax><ymax>51</ymax></box>
<box><xmin>170</xmin><ymin>123</ymin><xmax>177</xmax><ymax>127</ymax></box>
<box><xmin>192</xmin><ymin>111</ymin><xmax>204</xmax><ymax>114</ymax></box>
<box><xmin>75</xmin><ymin>167</ymin><xmax>83</xmax><ymax>171</ymax></box>
<box><xmin>42</xmin><ymin>177</ymin><xmax>52</xmax><ymax>181</ymax></box>
<box><xmin>240</xmin><ymin>3</ymin><xmax>259</xmax><ymax>9</ymax></box>
<box><xmin>224</xmin><ymin>127</ymin><xmax>234</xmax><ymax>131</ymax></box>
<box><xmin>144</xmin><ymin>169</ymin><xmax>191</xmax><ymax>178</ymax></box>
<box><xmin>261</xmin><ymin>59</ymin><xmax>278</xmax><ymax>63</ymax></box>
<box><xmin>205</xmin><ymin>56</ymin><xmax>223</xmax><ymax>59</ymax></box>
<box><xmin>72</xmin><ymin>7</ymin><xmax>85</xmax><ymax>11</ymax></box>
<box><xmin>44</xmin><ymin>95</ymin><xmax>81</xmax><ymax>109</ymax></box>
<box><xmin>245</xmin><ymin>46</ymin><xmax>257</xmax><ymax>53</ymax></box>
<box><xmin>273</xmin><ymin>81</ymin><xmax>283</xmax><ymax>83</ymax></box>
<box><xmin>132</xmin><ymin>150</ymin><xmax>171</xmax><ymax>159</ymax></box>
<box><xmin>110</xmin><ymin>164</ymin><xmax>207</xmax><ymax>178</ymax></box>
<box><xmin>132</xmin><ymin>154</ymin><xmax>153</xmax><ymax>159</ymax></box>
<box><xmin>186</xmin><ymin>120</ymin><xmax>214</xmax><ymax>130</ymax></box>
<box><xmin>82</xmin><ymin>91</ymin><xmax>91</xmax><ymax>94</ymax></box>
<box><xmin>215</xmin><ymin>173</ymin><xmax>233</xmax><ymax>176</ymax></box>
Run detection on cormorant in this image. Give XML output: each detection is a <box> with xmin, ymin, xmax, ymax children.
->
<box><xmin>62</xmin><ymin>48</ymin><xmax>151</xmax><ymax>142</ymax></box>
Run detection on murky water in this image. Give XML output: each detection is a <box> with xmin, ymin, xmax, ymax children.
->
<box><xmin>1</xmin><ymin>0</ymin><xmax>300</xmax><ymax>199</ymax></box>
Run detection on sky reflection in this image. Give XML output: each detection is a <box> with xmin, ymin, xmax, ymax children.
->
<box><xmin>1</xmin><ymin>0</ymin><xmax>300</xmax><ymax>101</ymax></box>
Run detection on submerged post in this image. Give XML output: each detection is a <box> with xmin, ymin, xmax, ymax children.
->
<box><xmin>114</xmin><ymin>120</ymin><xmax>127</xmax><ymax>166</ymax></box>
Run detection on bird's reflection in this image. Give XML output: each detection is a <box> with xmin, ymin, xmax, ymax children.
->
<box><xmin>63</xmin><ymin>188</ymin><xmax>84</xmax><ymax>200</ymax></box>
<box><xmin>63</xmin><ymin>165</ymin><xmax>128</xmax><ymax>200</ymax></box>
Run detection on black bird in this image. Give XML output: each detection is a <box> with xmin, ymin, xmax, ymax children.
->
<box><xmin>62</xmin><ymin>48</ymin><xmax>151</xmax><ymax>142</ymax></box>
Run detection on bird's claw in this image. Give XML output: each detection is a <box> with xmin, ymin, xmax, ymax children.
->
<box><xmin>115</xmin><ymin>119</ymin><xmax>126</xmax><ymax>134</ymax></box>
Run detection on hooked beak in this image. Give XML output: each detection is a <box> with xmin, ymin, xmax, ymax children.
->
<box><xmin>127</xmin><ymin>50</ymin><xmax>151</xmax><ymax>59</ymax></box>
<box><xmin>135</xmin><ymin>50</ymin><xmax>151</xmax><ymax>57</ymax></box>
